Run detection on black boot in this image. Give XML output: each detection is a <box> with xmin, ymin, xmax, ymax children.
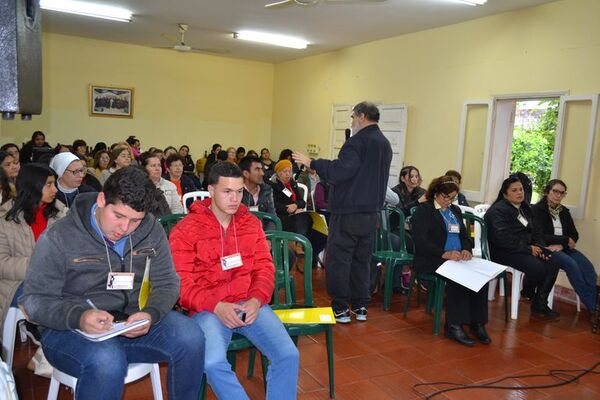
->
<box><xmin>531</xmin><ymin>272</ymin><xmax>560</xmax><ymax>319</ymax></box>
<box><xmin>445</xmin><ymin>324</ymin><xmax>475</xmax><ymax>347</ymax></box>
<box><xmin>470</xmin><ymin>323</ymin><xmax>492</xmax><ymax>344</ymax></box>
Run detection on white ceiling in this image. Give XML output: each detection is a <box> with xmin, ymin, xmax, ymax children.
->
<box><xmin>41</xmin><ymin>0</ymin><xmax>559</xmax><ymax>63</ymax></box>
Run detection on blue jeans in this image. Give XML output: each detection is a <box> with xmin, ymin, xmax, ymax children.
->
<box><xmin>41</xmin><ymin>311</ymin><xmax>205</xmax><ymax>400</ymax></box>
<box><xmin>192</xmin><ymin>305</ymin><xmax>299</xmax><ymax>400</ymax></box>
<box><xmin>551</xmin><ymin>249</ymin><xmax>598</xmax><ymax>311</ymax></box>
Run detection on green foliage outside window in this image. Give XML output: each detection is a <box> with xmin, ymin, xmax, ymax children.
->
<box><xmin>510</xmin><ymin>100</ymin><xmax>559</xmax><ymax>196</ymax></box>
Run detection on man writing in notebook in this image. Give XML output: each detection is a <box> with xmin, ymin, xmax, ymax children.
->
<box><xmin>20</xmin><ymin>167</ymin><xmax>204</xmax><ymax>400</ymax></box>
<box><xmin>170</xmin><ymin>162</ymin><xmax>299</xmax><ymax>400</ymax></box>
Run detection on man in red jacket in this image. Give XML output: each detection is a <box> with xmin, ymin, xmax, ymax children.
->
<box><xmin>170</xmin><ymin>162</ymin><xmax>299</xmax><ymax>399</ymax></box>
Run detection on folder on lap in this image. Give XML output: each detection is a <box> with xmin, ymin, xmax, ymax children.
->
<box><xmin>274</xmin><ymin>307</ymin><xmax>336</xmax><ymax>324</ymax></box>
<box><xmin>435</xmin><ymin>259</ymin><xmax>507</xmax><ymax>292</ymax></box>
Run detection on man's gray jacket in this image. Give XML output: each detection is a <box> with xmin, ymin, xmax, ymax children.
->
<box><xmin>20</xmin><ymin>192</ymin><xmax>180</xmax><ymax>330</ymax></box>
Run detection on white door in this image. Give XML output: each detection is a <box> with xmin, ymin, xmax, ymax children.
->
<box><xmin>329</xmin><ymin>104</ymin><xmax>352</xmax><ymax>159</ymax></box>
<box><xmin>379</xmin><ymin>104</ymin><xmax>408</xmax><ymax>187</ymax></box>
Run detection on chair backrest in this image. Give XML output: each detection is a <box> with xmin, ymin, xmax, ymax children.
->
<box><xmin>182</xmin><ymin>190</ymin><xmax>210</xmax><ymax>213</ymax></box>
<box><xmin>474</xmin><ymin>203</ymin><xmax>490</xmax><ymax>217</ymax></box>
<box><xmin>251</xmin><ymin>211</ymin><xmax>283</xmax><ymax>231</ymax></box>
<box><xmin>374</xmin><ymin>207</ymin><xmax>410</xmax><ymax>254</ymax></box>
<box><xmin>458</xmin><ymin>205</ymin><xmax>476</xmax><ymax>215</ymax></box>
<box><xmin>462</xmin><ymin>213</ymin><xmax>490</xmax><ymax>260</ymax></box>
<box><xmin>296</xmin><ymin>183</ymin><xmax>309</xmax><ymax>211</ymax></box>
<box><xmin>265</xmin><ymin>231</ymin><xmax>313</xmax><ymax>307</ymax></box>
<box><xmin>158</xmin><ymin>213</ymin><xmax>186</xmax><ymax>237</ymax></box>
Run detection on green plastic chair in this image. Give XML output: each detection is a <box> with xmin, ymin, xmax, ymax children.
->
<box><xmin>251</xmin><ymin>210</ymin><xmax>283</xmax><ymax>231</ymax></box>
<box><xmin>157</xmin><ymin>213</ymin><xmax>185</xmax><ymax>237</ymax></box>
<box><xmin>462</xmin><ymin>213</ymin><xmax>509</xmax><ymax>322</ymax></box>
<box><xmin>264</xmin><ymin>231</ymin><xmax>335</xmax><ymax>399</ymax></box>
<box><xmin>372</xmin><ymin>207</ymin><xmax>414</xmax><ymax>311</ymax></box>
<box><xmin>403</xmin><ymin>272</ymin><xmax>446</xmax><ymax>335</ymax></box>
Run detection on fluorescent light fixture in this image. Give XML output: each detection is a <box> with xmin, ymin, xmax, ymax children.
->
<box><xmin>233</xmin><ymin>30</ymin><xmax>308</xmax><ymax>49</ymax></box>
<box><xmin>456</xmin><ymin>0</ymin><xmax>487</xmax><ymax>5</ymax></box>
<box><xmin>40</xmin><ymin>0</ymin><xmax>132</xmax><ymax>22</ymax></box>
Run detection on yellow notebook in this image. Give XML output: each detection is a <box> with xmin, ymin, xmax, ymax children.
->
<box><xmin>274</xmin><ymin>307</ymin><xmax>336</xmax><ymax>324</ymax></box>
<box><xmin>308</xmin><ymin>212</ymin><xmax>329</xmax><ymax>236</ymax></box>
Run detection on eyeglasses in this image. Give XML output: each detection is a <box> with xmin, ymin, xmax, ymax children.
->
<box><xmin>65</xmin><ymin>168</ymin><xmax>86</xmax><ymax>176</ymax></box>
<box><xmin>439</xmin><ymin>193</ymin><xmax>457</xmax><ymax>202</ymax></box>
<box><xmin>550</xmin><ymin>189</ymin><xmax>567</xmax><ymax>196</ymax></box>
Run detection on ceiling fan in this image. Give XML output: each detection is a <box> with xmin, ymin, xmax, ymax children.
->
<box><xmin>157</xmin><ymin>23</ymin><xmax>230</xmax><ymax>55</ymax></box>
<box><xmin>265</xmin><ymin>0</ymin><xmax>386</xmax><ymax>8</ymax></box>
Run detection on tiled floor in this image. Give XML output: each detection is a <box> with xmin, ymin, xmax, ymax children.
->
<box><xmin>12</xmin><ymin>267</ymin><xmax>600</xmax><ymax>399</ymax></box>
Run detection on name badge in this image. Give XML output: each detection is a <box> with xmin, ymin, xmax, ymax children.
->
<box><xmin>282</xmin><ymin>188</ymin><xmax>293</xmax><ymax>198</ymax></box>
<box><xmin>221</xmin><ymin>253</ymin><xmax>243</xmax><ymax>270</ymax></box>
<box><xmin>249</xmin><ymin>206</ymin><xmax>259</xmax><ymax>212</ymax></box>
<box><xmin>517</xmin><ymin>214</ymin><xmax>529</xmax><ymax>227</ymax></box>
<box><xmin>107</xmin><ymin>272</ymin><xmax>135</xmax><ymax>290</ymax></box>
<box><xmin>448</xmin><ymin>224</ymin><xmax>460</xmax><ymax>233</ymax></box>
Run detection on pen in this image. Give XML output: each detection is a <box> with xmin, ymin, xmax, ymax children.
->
<box><xmin>86</xmin><ymin>298</ymin><xmax>99</xmax><ymax>310</ymax></box>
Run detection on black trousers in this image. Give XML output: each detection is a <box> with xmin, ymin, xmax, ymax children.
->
<box><xmin>326</xmin><ymin>213</ymin><xmax>378</xmax><ymax>312</ymax></box>
<box><xmin>490</xmin><ymin>249</ymin><xmax>560</xmax><ymax>296</ymax></box>
<box><xmin>444</xmin><ymin>281</ymin><xmax>489</xmax><ymax>325</ymax></box>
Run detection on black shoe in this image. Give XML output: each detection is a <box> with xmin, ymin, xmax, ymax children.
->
<box><xmin>531</xmin><ymin>304</ymin><xmax>560</xmax><ymax>319</ymax></box>
<box><xmin>444</xmin><ymin>324</ymin><xmax>475</xmax><ymax>347</ymax></box>
<box><xmin>470</xmin><ymin>324</ymin><xmax>492</xmax><ymax>344</ymax></box>
<box><xmin>334</xmin><ymin>309</ymin><xmax>351</xmax><ymax>324</ymax></box>
<box><xmin>351</xmin><ymin>307</ymin><xmax>368</xmax><ymax>321</ymax></box>
<box><xmin>520</xmin><ymin>289</ymin><xmax>535</xmax><ymax>301</ymax></box>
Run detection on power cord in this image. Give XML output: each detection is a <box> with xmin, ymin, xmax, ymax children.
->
<box><xmin>413</xmin><ymin>359</ymin><xmax>600</xmax><ymax>399</ymax></box>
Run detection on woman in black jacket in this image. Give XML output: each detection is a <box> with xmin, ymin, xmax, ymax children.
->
<box><xmin>485</xmin><ymin>176</ymin><xmax>560</xmax><ymax>318</ymax></box>
<box><xmin>412</xmin><ymin>176</ymin><xmax>490</xmax><ymax>346</ymax></box>
<box><xmin>531</xmin><ymin>179</ymin><xmax>597</xmax><ymax>312</ymax></box>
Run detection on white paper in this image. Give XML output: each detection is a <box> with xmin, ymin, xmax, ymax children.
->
<box><xmin>75</xmin><ymin>319</ymin><xmax>150</xmax><ymax>342</ymax></box>
<box><xmin>435</xmin><ymin>259</ymin><xmax>507</xmax><ymax>292</ymax></box>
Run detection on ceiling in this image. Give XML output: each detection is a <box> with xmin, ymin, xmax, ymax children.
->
<box><xmin>41</xmin><ymin>0</ymin><xmax>559</xmax><ymax>63</ymax></box>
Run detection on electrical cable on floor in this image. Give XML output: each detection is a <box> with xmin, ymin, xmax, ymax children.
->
<box><xmin>412</xmin><ymin>359</ymin><xmax>600</xmax><ymax>399</ymax></box>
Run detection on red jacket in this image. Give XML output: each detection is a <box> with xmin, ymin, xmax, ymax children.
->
<box><xmin>170</xmin><ymin>199</ymin><xmax>275</xmax><ymax>314</ymax></box>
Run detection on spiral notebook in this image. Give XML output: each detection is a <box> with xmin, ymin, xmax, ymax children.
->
<box><xmin>75</xmin><ymin>319</ymin><xmax>150</xmax><ymax>342</ymax></box>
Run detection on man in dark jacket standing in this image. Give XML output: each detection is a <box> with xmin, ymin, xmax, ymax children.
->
<box><xmin>20</xmin><ymin>167</ymin><xmax>205</xmax><ymax>399</ymax></box>
<box><xmin>294</xmin><ymin>101</ymin><xmax>392</xmax><ymax>323</ymax></box>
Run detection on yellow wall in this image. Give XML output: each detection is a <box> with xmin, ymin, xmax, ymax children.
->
<box><xmin>0</xmin><ymin>33</ymin><xmax>274</xmax><ymax>157</ymax></box>
<box><xmin>1</xmin><ymin>0</ymin><xmax>598</xmax><ymax>282</ymax></box>
<box><xmin>272</xmin><ymin>0</ymin><xmax>600</xmax><ymax>276</ymax></box>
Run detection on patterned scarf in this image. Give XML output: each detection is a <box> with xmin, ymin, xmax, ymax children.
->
<box><xmin>547</xmin><ymin>199</ymin><xmax>562</xmax><ymax>220</ymax></box>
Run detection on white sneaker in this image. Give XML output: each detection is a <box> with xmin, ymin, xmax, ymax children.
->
<box><xmin>334</xmin><ymin>309</ymin><xmax>351</xmax><ymax>324</ymax></box>
<box><xmin>351</xmin><ymin>307</ymin><xmax>368</xmax><ymax>321</ymax></box>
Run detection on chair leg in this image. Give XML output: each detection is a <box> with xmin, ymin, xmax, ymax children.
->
<box><xmin>503</xmin><ymin>274</ymin><xmax>509</xmax><ymax>322</ymax></box>
<box><xmin>403</xmin><ymin>274</ymin><xmax>416</xmax><ymax>318</ymax></box>
<box><xmin>247</xmin><ymin>348</ymin><xmax>256</xmax><ymax>378</ymax></box>
<box><xmin>325</xmin><ymin>325</ymin><xmax>335</xmax><ymax>399</ymax></box>
<box><xmin>1</xmin><ymin>310</ymin><xmax>17</xmax><ymax>369</ymax></box>
<box><xmin>260</xmin><ymin>353</ymin><xmax>269</xmax><ymax>393</ymax></box>
<box><xmin>488</xmin><ymin>278</ymin><xmax>498</xmax><ymax>301</ymax></box>
<box><xmin>150</xmin><ymin>364</ymin><xmax>163</xmax><ymax>400</ymax></box>
<box><xmin>47</xmin><ymin>376</ymin><xmax>61</xmax><ymax>400</ymax></box>
<box><xmin>226</xmin><ymin>351</ymin><xmax>237</xmax><ymax>371</ymax></box>
<box><xmin>576</xmin><ymin>294</ymin><xmax>581</xmax><ymax>312</ymax></box>
<box><xmin>511</xmin><ymin>270</ymin><xmax>522</xmax><ymax>320</ymax></box>
<box><xmin>382</xmin><ymin>259</ymin><xmax>395</xmax><ymax>311</ymax></box>
<box><xmin>433</xmin><ymin>279</ymin><xmax>445</xmax><ymax>336</ymax></box>
<box><xmin>548</xmin><ymin>285</ymin><xmax>555</xmax><ymax>309</ymax></box>
<box><xmin>199</xmin><ymin>374</ymin><xmax>207</xmax><ymax>400</ymax></box>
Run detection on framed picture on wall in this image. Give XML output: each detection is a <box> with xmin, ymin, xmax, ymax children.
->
<box><xmin>89</xmin><ymin>85</ymin><xmax>134</xmax><ymax>118</ymax></box>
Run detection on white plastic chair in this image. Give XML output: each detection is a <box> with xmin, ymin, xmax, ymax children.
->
<box><xmin>548</xmin><ymin>270</ymin><xmax>581</xmax><ymax>312</ymax></box>
<box><xmin>182</xmin><ymin>190</ymin><xmax>210</xmax><ymax>213</ymax></box>
<box><xmin>2</xmin><ymin>307</ymin><xmax>28</xmax><ymax>369</ymax></box>
<box><xmin>47</xmin><ymin>363</ymin><xmax>163</xmax><ymax>399</ymax></box>
<box><xmin>474</xmin><ymin>203</ymin><xmax>490</xmax><ymax>217</ymax></box>
<box><xmin>296</xmin><ymin>183</ymin><xmax>309</xmax><ymax>212</ymax></box>
<box><xmin>458</xmin><ymin>205</ymin><xmax>476</xmax><ymax>215</ymax></box>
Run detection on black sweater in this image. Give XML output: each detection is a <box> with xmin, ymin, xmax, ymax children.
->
<box><xmin>531</xmin><ymin>199</ymin><xmax>578</xmax><ymax>248</ymax></box>
<box><xmin>311</xmin><ymin>124</ymin><xmax>392</xmax><ymax>214</ymax></box>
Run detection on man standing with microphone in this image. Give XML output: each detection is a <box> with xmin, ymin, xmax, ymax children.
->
<box><xmin>293</xmin><ymin>101</ymin><xmax>392</xmax><ymax>323</ymax></box>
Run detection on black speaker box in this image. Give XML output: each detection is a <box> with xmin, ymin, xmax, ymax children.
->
<box><xmin>0</xmin><ymin>0</ymin><xmax>42</xmax><ymax>120</ymax></box>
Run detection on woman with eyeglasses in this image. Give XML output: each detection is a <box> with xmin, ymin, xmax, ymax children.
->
<box><xmin>412</xmin><ymin>176</ymin><xmax>490</xmax><ymax>346</ymax></box>
<box><xmin>531</xmin><ymin>179</ymin><xmax>597</xmax><ymax>312</ymax></box>
<box><xmin>49</xmin><ymin>152</ymin><xmax>97</xmax><ymax>207</ymax></box>
<box><xmin>485</xmin><ymin>175</ymin><xmax>560</xmax><ymax>318</ymax></box>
